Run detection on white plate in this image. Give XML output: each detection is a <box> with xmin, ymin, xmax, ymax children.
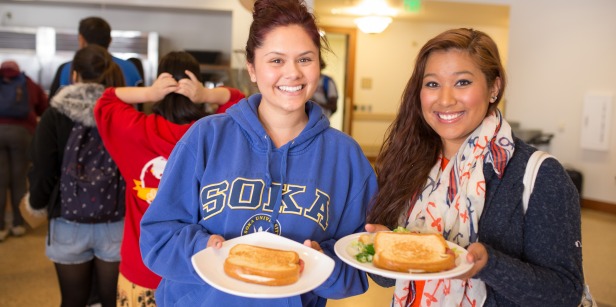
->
<box><xmin>334</xmin><ymin>232</ymin><xmax>473</xmax><ymax>280</ymax></box>
<box><xmin>191</xmin><ymin>231</ymin><xmax>335</xmax><ymax>298</ymax></box>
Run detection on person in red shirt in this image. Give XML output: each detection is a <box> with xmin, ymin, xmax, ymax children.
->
<box><xmin>94</xmin><ymin>51</ymin><xmax>244</xmax><ymax>306</ymax></box>
<box><xmin>0</xmin><ymin>60</ymin><xmax>48</xmax><ymax>240</ymax></box>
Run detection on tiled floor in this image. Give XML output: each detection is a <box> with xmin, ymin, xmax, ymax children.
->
<box><xmin>0</xmin><ymin>208</ymin><xmax>614</xmax><ymax>307</ymax></box>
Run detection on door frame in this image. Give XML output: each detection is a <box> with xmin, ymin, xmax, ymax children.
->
<box><xmin>321</xmin><ymin>26</ymin><xmax>357</xmax><ymax>135</ymax></box>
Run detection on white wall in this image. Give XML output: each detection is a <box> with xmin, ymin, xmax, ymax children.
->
<box><xmin>320</xmin><ymin>15</ymin><xmax>509</xmax><ymax>152</ymax></box>
<box><xmin>505</xmin><ymin>0</ymin><xmax>616</xmax><ymax>204</ymax></box>
<box><xmin>323</xmin><ymin>0</ymin><xmax>616</xmax><ymax>205</ymax></box>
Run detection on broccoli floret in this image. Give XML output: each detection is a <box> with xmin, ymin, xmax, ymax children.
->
<box><xmin>354</xmin><ymin>243</ymin><xmax>375</xmax><ymax>263</ymax></box>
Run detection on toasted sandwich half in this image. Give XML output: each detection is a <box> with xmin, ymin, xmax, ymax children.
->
<box><xmin>223</xmin><ymin>244</ymin><xmax>301</xmax><ymax>286</ymax></box>
<box><xmin>372</xmin><ymin>232</ymin><xmax>455</xmax><ymax>273</ymax></box>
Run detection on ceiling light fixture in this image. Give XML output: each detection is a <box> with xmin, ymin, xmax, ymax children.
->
<box><xmin>331</xmin><ymin>0</ymin><xmax>397</xmax><ymax>34</ymax></box>
<box><xmin>354</xmin><ymin>16</ymin><xmax>393</xmax><ymax>34</ymax></box>
<box><xmin>334</xmin><ymin>0</ymin><xmax>398</xmax><ymax>16</ymax></box>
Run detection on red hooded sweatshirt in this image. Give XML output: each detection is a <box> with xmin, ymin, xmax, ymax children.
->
<box><xmin>94</xmin><ymin>87</ymin><xmax>245</xmax><ymax>288</ymax></box>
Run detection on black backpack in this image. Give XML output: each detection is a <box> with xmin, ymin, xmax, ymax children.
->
<box><xmin>59</xmin><ymin>123</ymin><xmax>125</xmax><ymax>223</ymax></box>
<box><xmin>0</xmin><ymin>73</ymin><xmax>29</xmax><ymax>119</ymax></box>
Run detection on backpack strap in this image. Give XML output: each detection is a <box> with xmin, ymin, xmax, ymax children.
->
<box><xmin>521</xmin><ymin>151</ymin><xmax>597</xmax><ymax>307</ymax></box>
<box><xmin>522</xmin><ymin>150</ymin><xmax>554</xmax><ymax>213</ymax></box>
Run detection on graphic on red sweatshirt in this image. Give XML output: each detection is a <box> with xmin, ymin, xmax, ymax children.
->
<box><xmin>133</xmin><ymin>156</ymin><xmax>167</xmax><ymax>204</ymax></box>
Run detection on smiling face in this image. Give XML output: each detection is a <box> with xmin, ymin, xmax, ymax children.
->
<box><xmin>246</xmin><ymin>24</ymin><xmax>320</xmax><ymax>116</ymax></box>
<box><xmin>420</xmin><ymin>49</ymin><xmax>501</xmax><ymax>158</ymax></box>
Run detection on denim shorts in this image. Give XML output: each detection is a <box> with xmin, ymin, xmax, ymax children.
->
<box><xmin>46</xmin><ymin>217</ymin><xmax>124</xmax><ymax>264</ymax></box>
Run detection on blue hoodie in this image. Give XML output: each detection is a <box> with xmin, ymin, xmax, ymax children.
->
<box><xmin>140</xmin><ymin>94</ymin><xmax>377</xmax><ymax>307</ymax></box>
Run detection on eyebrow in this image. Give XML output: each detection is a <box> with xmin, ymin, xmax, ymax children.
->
<box><xmin>423</xmin><ymin>70</ymin><xmax>475</xmax><ymax>78</ymax></box>
<box><xmin>264</xmin><ymin>50</ymin><xmax>316</xmax><ymax>57</ymax></box>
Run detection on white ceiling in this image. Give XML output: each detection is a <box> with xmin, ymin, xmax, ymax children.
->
<box><xmin>313</xmin><ymin>0</ymin><xmax>510</xmax><ymax>27</ymax></box>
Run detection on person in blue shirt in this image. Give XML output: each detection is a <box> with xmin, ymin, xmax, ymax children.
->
<box><xmin>48</xmin><ymin>16</ymin><xmax>142</xmax><ymax>100</ymax></box>
<box><xmin>139</xmin><ymin>0</ymin><xmax>377</xmax><ymax>306</ymax></box>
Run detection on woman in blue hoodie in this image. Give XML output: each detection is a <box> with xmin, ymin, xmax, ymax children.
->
<box><xmin>139</xmin><ymin>0</ymin><xmax>377</xmax><ymax>306</ymax></box>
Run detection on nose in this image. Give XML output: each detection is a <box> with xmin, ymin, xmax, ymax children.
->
<box><xmin>438</xmin><ymin>88</ymin><xmax>456</xmax><ymax>107</ymax></box>
<box><xmin>284</xmin><ymin>61</ymin><xmax>302</xmax><ymax>79</ymax></box>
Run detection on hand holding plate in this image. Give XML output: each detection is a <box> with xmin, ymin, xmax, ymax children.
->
<box><xmin>207</xmin><ymin>234</ymin><xmax>225</xmax><ymax>249</ymax></box>
<box><xmin>303</xmin><ymin>239</ymin><xmax>323</xmax><ymax>253</ymax></box>
<box><xmin>365</xmin><ymin>223</ymin><xmax>390</xmax><ymax>233</ymax></box>
<box><xmin>452</xmin><ymin>242</ymin><xmax>488</xmax><ymax>280</ymax></box>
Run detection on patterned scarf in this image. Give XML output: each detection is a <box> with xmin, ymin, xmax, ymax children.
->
<box><xmin>392</xmin><ymin>109</ymin><xmax>514</xmax><ymax>307</ymax></box>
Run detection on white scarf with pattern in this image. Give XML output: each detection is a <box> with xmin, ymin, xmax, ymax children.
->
<box><xmin>392</xmin><ymin>110</ymin><xmax>514</xmax><ymax>307</ymax></box>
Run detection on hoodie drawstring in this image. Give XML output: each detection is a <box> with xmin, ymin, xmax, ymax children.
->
<box><xmin>266</xmin><ymin>138</ymin><xmax>290</xmax><ymax>230</ymax></box>
<box><xmin>264</xmin><ymin>135</ymin><xmax>272</xmax><ymax>188</ymax></box>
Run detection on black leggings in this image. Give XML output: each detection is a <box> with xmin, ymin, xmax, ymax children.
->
<box><xmin>54</xmin><ymin>258</ymin><xmax>119</xmax><ymax>307</ymax></box>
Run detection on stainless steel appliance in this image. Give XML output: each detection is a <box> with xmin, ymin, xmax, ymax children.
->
<box><xmin>0</xmin><ymin>26</ymin><xmax>158</xmax><ymax>91</ymax></box>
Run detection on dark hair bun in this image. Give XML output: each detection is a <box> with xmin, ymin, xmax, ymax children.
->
<box><xmin>253</xmin><ymin>0</ymin><xmax>306</xmax><ymax>18</ymax></box>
